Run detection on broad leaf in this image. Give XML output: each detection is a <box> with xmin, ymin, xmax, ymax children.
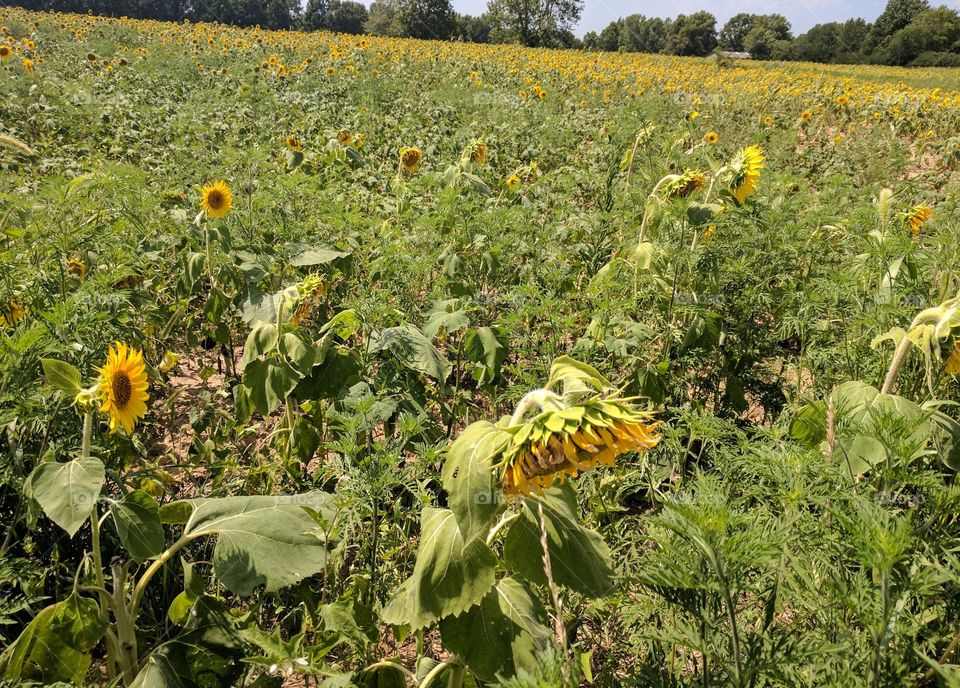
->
<box><xmin>110</xmin><ymin>490</ymin><xmax>165</xmax><ymax>560</ymax></box>
<box><xmin>242</xmin><ymin>359</ymin><xmax>301</xmax><ymax>415</ymax></box>
<box><xmin>381</xmin><ymin>507</ymin><xmax>496</xmax><ymax>629</ymax></box>
<box><xmin>41</xmin><ymin>359</ymin><xmax>82</xmax><ymax>395</ymax></box>
<box><xmin>173</xmin><ymin>492</ymin><xmax>337</xmax><ymax>595</ymax></box>
<box><xmin>441</xmin><ymin>421</ymin><xmax>511</xmax><ymax>542</ymax></box>
<box><xmin>371</xmin><ymin>325</ymin><xmax>450</xmax><ymax>382</ymax></box>
<box><xmin>26</xmin><ymin>457</ymin><xmax>104</xmax><ymax>537</ymax></box>
<box><xmin>440</xmin><ymin>577</ymin><xmax>553</xmax><ymax>683</ymax></box>
<box><xmin>503</xmin><ymin>483</ymin><xmax>614</xmax><ymax>598</ymax></box>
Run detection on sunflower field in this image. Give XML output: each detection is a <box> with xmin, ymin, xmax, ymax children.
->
<box><xmin>2</xmin><ymin>6</ymin><xmax>960</xmax><ymax>687</ymax></box>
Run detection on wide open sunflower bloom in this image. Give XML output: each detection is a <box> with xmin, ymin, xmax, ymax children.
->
<box><xmin>200</xmin><ymin>180</ymin><xmax>232</xmax><ymax>218</ymax></box>
<box><xmin>499</xmin><ymin>398</ymin><xmax>659</xmax><ymax>497</ymax></box>
<box><xmin>98</xmin><ymin>342</ymin><xmax>149</xmax><ymax>434</ymax></box>
<box><xmin>730</xmin><ymin>144</ymin><xmax>765</xmax><ymax>204</ymax></box>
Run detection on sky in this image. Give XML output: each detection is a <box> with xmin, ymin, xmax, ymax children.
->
<box><xmin>449</xmin><ymin>0</ymin><xmax>960</xmax><ymax>37</ymax></box>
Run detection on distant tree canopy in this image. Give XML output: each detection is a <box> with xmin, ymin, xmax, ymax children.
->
<box><xmin>8</xmin><ymin>0</ymin><xmax>960</xmax><ymax>66</ymax></box>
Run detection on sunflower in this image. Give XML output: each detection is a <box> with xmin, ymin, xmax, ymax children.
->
<box><xmin>200</xmin><ymin>180</ymin><xmax>232</xmax><ymax>218</ymax></box>
<box><xmin>729</xmin><ymin>144</ymin><xmax>765</xmax><ymax>205</ymax></box>
<box><xmin>285</xmin><ymin>134</ymin><xmax>302</xmax><ymax>151</ymax></box>
<box><xmin>0</xmin><ymin>45</ymin><xmax>11</xmax><ymax>61</ymax></box>
<box><xmin>704</xmin><ymin>131</ymin><xmax>718</xmax><ymax>144</ymax></box>
<box><xmin>763</xmin><ymin>115</ymin><xmax>774</xmax><ymax>127</ymax></box>
<box><xmin>67</xmin><ymin>256</ymin><xmax>87</xmax><ymax>280</ymax></box>
<box><xmin>97</xmin><ymin>342</ymin><xmax>149</xmax><ymax>434</ymax></box>
<box><xmin>800</xmin><ymin>110</ymin><xmax>812</xmax><ymax>121</ymax></box>
<box><xmin>465</xmin><ymin>139</ymin><xmax>487</xmax><ymax>166</ymax></box>
<box><xmin>906</xmin><ymin>204</ymin><xmax>932</xmax><ymax>236</ymax></box>
<box><xmin>0</xmin><ymin>299</ymin><xmax>25</xmax><ymax>330</ymax></box>
<box><xmin>663</xmin><ymin>170</ymin><xmax>706</xmax><ymax>199</ymax></box>
<box><xmin>399</xmin><ymin>147</ymin><xmax>423</xmax><ymax>174</ymax></box>
<box><xmin>836</xmin><ymin>95</ymin><xmax>849</xmax><ymax>106</ymax></box>
<box><xmin>506</xmin><ymin>173</ymin><xmax>521</xmax><ymax>190</ymax></box>
<box><xmin>499</xmin><ymin>397</ymin><xmax>659</xmax><ymax>497</ymax></box>
<box><xmin>337</xmin><ymin>129</ymin><xmax>353</xmax><ymax>146</ymax></box>
<box><xmin>946</xmin><ymin>344</ymin><xmax>960</xmax><ymax>374</ymax></box>
<box><xmin>21</xmin><ymin>57</ymin><xmax>32</xmax><ymax>73</ymax></box>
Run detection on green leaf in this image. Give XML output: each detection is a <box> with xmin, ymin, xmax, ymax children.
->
<box><xmin>26</xmin><ymin>457</ymin><xmax>104</xmax><ymax>537</ymax></box>
<box><xmin>41</xmin><ymin>359</ymin><xmax>82</xmax><ymax>395</ymax></box>
<box><xmin>280</xmin><ymin>331</ymin><xmax>316</xmax><ymax>374</ymax></box>
<box><xmin>242</xmin><ymin>323</ymin><xmax>279</xmax><ymax>366</ymax></box>
<box><xmin>441</xmin><ymin>421</ymin><xmax>511</xmax><ymax>543</ymax></box>
<box><xmin>289</xmin><ymin>245</ymin><xmax>351</xmax><ymax>267</ymax></box>
<box><xmin>503</xmin><ymin>483</ymin><xmax>614</xmax><ymax>598</ymax></box>
<box><xmin>0</xmin><ymin>592</ymin><xmax>106</xmax><ymax>685</ymax></box>
<box><xmin>423</xmin><ymin>300</ymin><xmax>469</xmax><ymax>339</ymax></box>
<box><xmin>110</xmin><ymin>490</ymin><xmax>165</xmax><ymax>561</ymax></box>
<box><xmin>242</xmin><ymin>359</ymin><xmax>301</xmax><ymax>415</ymax></box>
<box><xmin>545</xmin><ymin>355</ymin><xmax>611</xmax><ymax>394</ymax></box>
<box><xmin>837</xmin><ymin>435</ymin><xmax>887</xmax><ymax>476</ymax></box>
<box><xmin>320</xmin><ymin>597</ymin><xmax>374</xmax><ymax>648</ymax></box>
<box><xmin>371</xmin><ymin>325</ymin><xmax>450</xmax><ymax>382</ymax></box>
<box><xmin>464</xmin><ymin>327</ymin><xmax>507</xmax><ymax>385</ymax></box>
<box><xmin>440</xmin><ymin>577</ymin><xmax>553</xmax><ymax>683</ymax></box>
<box><xmin>381</xmin><ymin>507</ymin><xmax>496</xmax><ymax>629</ymax></box>
<box><xmin>176</xmin><ymin>492</ymin><xmax>336</xmax><ymax>595</ymax></box>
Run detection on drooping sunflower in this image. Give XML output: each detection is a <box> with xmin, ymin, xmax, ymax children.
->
<box><xmin>663</xmin><ymin>170</ymin><xmax>707</xmax><ymax>199</ymax></box>
<box><xmin>906</xmin><ymin>204</ymin><xmax>932</xmax><ymax>236</ymax></box>
<box><xmin>200</xmin><ymin>180</ymin><xmax>232</xmax><ymax>219</ymax></box>
<box><xmin>946</xmin><ymin>344</ymin><xmax>960</xmax><ymax>374</ymax></box>
<box><xmin>97</xmin><ymin>342</ymin><xmax>149</xmax><ymax>434</ymax></box>
<box><xmin>499</xmin><ymin>397</ymin><xmax>659</xmax><ymax>497</ymax></box>
<box><xmin>337</xmin><ymin>130</ymin><xmax>353</xmax><ymax>146</ymax></box>
<box><xmin>399</xmin><ymin>147</ymin><xmax>423</xmax><ymax>174</ymax></box>
<box><xmin>467</xmin><ymin>139</ymin><xmax>487</xmax><ymax>166</ymax></box>
<box><xmin>0</xmin><ymin>45</ymin><xmax>11</xmax><ymax>61</ymax></box>
<box><xmin>285</xmin><ymin>134</ymin><xmax>302</xmax><ymax>152</ymax></box>
<box><xmin>0</xmin><ymin>299</ymin><xmax>25</xmax><ymax>330</ymax></box>
<box><xmin>729</xmin><ymin>144</ymin><xmax>765</xmax><ymax>205</ymax></box>
<box><xmin>67</xmin><ymin>256</ymin><xmax>87</xmax><ymax>280</ymax></box>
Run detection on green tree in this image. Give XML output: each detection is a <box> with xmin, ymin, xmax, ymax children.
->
<box><xmin>302</xmin><ymin>0</ymin><xmax>329</xmax><ymax>30</ymax></box>
<box><xmin>454</xmin><ymin>13</ymin><xmax>492</xmax><ymax>42</ymax></box>
<box><xmin>791</xmin><ymin>22</ymin><xmax>841</xmax><ymax>62</ymax></box>
<box><xmin>365</xmin><ymin>0</ymin><xmax>403</xmax><ymax>35</ymax></box>
<box><xmin>597</xmin><ymin>19</ymin><xmax>622</xmax><ymax>51</ymax></box>
<box><xmin>719</xmin><ymin>12</ymin><xmax>756</xmax><ymax>51</ymax></box>
<box><xmin>399</xmin><ymin>0</ymin><xmax>455</xmax><ymax>39</ymax></box>
<box><xmin>326</xmin><ymin>0</ymin><xmax>368</xmax><ymax>34</ymax></box>
<box><xmin>582</xmin><ymin>30</ymin><xmax>598</xmax><ymax>49</ymax></box>
<box><xmin>486</xmin><ymin>0</ymin><xmax>584</xmax><ymax>47</ymax></box>
<box><xmin>885</xmin><ymin>6</ymin><xmax>960</xmax><ymax>64</ymax></box>
<box><xmin>620</xmin><ymin>15</ymin><xmax>667</xmax><ymax>53</ymax></box>
<box><xmin>666</xmin><ymin>11</ymin><xmax>717</xmax><ymax>56</ymax></box>
<box><xmin>867</xmin><ymin>0</ymin><xmax>930</xmax><ymax>49</ymax></box>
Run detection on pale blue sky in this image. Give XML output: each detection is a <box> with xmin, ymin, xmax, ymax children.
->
<box><xmin>450</xmin><ymin>0</ymin><xmax>960</xmax><ymax>36</ymax></box>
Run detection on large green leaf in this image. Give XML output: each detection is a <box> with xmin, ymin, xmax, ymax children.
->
<box><xmin>503</xmin><ymin>483</ymin><xmax>614</xmax><ymax>598</ymax></box>
<box><xmin>464</xmin><ymin>327</ymin><xmax>507</xmax><ymax>385</ymax></box>
<box><xmin>173</xmin><ymin>492</ymin><xmax>337</xmax><ymax>595</ymax></box>
<box><xmin>381</xmin><ymin>507</ymin><xmax>496</xmax><ymax>629</ymax></box>
<box><xmin>371</xmin><ymin>325</ymin><xmax>450</xmax><ymax>382</ymax></box>
<box><xmin>440</xmin><ymin>577</ymin><xmax>553</xmax><ymax>683</ymax></box>
<box><xmin>0</xmin><ymin>592</ymin><xmax>106</xmax><ymax>685</ymax></box>
<box><xmin>41</xmin><ymin>358</ymin><xmax>82</xmax><ymax>395</ymax></box>
<box><xmin>26</xmin><ymin>457</ymin><xmax>104</xmax><ymax>537</ymax></box>
<box><xmin>242</xmin><ymin>359</ymin><xmax>301</xmax><ymax>415</ymax></box>
<box><xmin>110</xmin><ymin>490</ymin><xmax>165</xmax><ymax>560</ymax></box>
<box><xmin>441</xmin><ymin>421</ymin><xmax>511</xmax><ymax>543</ymax></box>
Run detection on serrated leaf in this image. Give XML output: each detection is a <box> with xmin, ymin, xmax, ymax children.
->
<box><xmin>439</xmin><ymin>577</ymin><xmax>552</xmax><ymax>682</ymax></box>
<box><xmin>503</xmin><ymin>483</ymin><xmax>613</xmax><ymax>598</ymax></box>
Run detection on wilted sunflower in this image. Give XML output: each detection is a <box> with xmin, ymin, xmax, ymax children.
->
<box><xmin>466</xmin><ymin>139</ymin><xmax>487</xmax><ymax>166</ymax></box>
<box><xmin>729</xmin><ymin>144</ymin><xmax>765</xmax><ymax>204</ymax></box>
<box><xmin>200</xmin><ymin>180</ymin><xmax>232</xmax><ymax>218</ymax></box>
<box><xmin>285</xmin><ymin>134</ymin><xmax>302</xmax><ymax>151</ymax></box>
<box><xmin>337</xmin><ymin>130</ymin><xmax>353</xmax><ymax>146</ymax></box>
<box><xmin>946</xmin><ymin>344</ymin><xmax>960</xmax><ymax>374</ymax></box>
<box><xmin>663</xmin><ymin>170</ymin><xmax>707</xmax><ymax>199</ymax></box>
<box><xmin>906</xmin><ymin>204</ymin><xmax>932</xmax><ymax>236</ymax></box>
<box><xmin>399</xmin><ymin>147</ymin><xmax>423</xmax><ymax>174</ymax></box>
<box><xmin>499</xmin><ymin>397</ymin><xmax>659</xmax><ymax>497</ymax></box>
<box><xmin>0</xmin><ymin>299</ymin><xmax>25</xmax><ymax>330</ymax></box>
<box><xmin>0</xmin><ymin>45</ymin><xmax>11</xmax><ymax>61</ymax></box>
<box><xmin>67</xmin><ymin>256</ymin><xmax>87</xmax><ymax>280</ymax></box>
<box><xmin>97</xmin><ymin>342</ymin><xmax>149</xmax><ymax>434</ymax></box>
<box><xmin>291</xmin><ymin>274</ymin><xmax>326</xmax><ymax>327</ymax></box>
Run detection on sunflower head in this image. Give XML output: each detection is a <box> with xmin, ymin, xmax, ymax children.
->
<box><xmin>97</xmin><ymin>342</ymin><xmax>149</xmax><ymax>434</ymax></box>
<box><xmin>0</xmin><ymin>299</ymin><xmax>25</xmax><ymax>330</ymax></box>
<box><xmin>285</xmin><ymin>134</ymin><xmax>302</xmax><ymax>151</ymax></box>
<box><xmin>800</xmin><ymin>110</ymin><xmax>812</xmax><ymax>122</ymax></box>
<box><xmin>67</xmin><ymin>257</ymin><xmax>87</xmax><ymax>280</ymax></box>
<box><xmin>728</xmin><ymin>144</ymin><xmax>765</xmax><ymax>205</ymax></box>
<box><xmin>704</xmin><ymin>131</ymin><xmax>718</xmax><ymax>144</ymax></box>
<box><xmin>506</xmin><ymin>174</ymin><xmax>521</xmax><ymax>190</ymax></box>
<box><xmin>0</xmin><ymin>45</ymin><xmax>11</xmax><ymax>61</ymax></box>
<box><xmin>906</xmin><ymin>204</ymin><xmax>932</xmax><ymax>236</ymax></box>
<box><xmin>200</xmin><ymin>180</ymin><xmax>232</xmax><ymax>219</ymax></box>
<box><xmin>946</xmin><ymin>343</ymin><xmax>960</xmax><ymax>374</ymax></box>
<box><xmin>466</xmin><ymin>139</ymin><xmax>488</xmax><ymax>166</ymax></box>
<box><xmin>399</xmin><ymin>147</ymin><xmax>423</xmax><ymax>174</ymax></box>
<box><xmin>337</xmin><ymin>129</ymin><xmax>353</xmax><ymax>146</ymax></box>
<box><xmin>663</xmin><ymin>170</ymin><xmax>707</xmax><ymax>199</ymax></box>
<box><xmin>499</xmin><ymin>396</ymin><xmax>659</xmax><ymax>498</ymax></box>
<box><xmin>21</xmin><ymin>57</ymin><xmax>32</xmax><ymax>73</ymax></box>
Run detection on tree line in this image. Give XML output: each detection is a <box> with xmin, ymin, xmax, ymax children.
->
<box><xmin>7</xmin><ymin>0</ymin><xmax>960</xmax><ymax>67</ymax></box>
<box><xmin>585</xmin><ymin>0</ymin><xmax>960</xmax><ymax>67</ymax></box>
